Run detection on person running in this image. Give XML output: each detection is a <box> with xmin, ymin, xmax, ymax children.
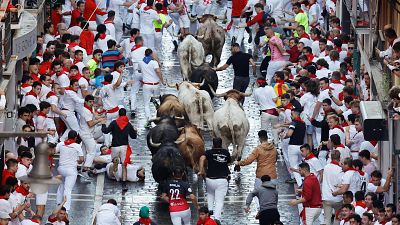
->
<box><xmin>245</xmin><ymin>175</ymin><xmax>280</xmax><ymax>225</ymax></box>
<box><xmin>161</xmin><ymin>167</ymin><xmax>200</xmax><ymax>225</ymax></box>
<box><xmin>101</xmin><ymin>108</ymin><xmax>138</xmax><ymax>191</ymax></box>
<box><xmin>198</xmin><ymin>137</ymin><xmax>231</xmax><ymax>221</ymax></box>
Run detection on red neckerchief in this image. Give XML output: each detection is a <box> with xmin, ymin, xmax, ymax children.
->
<box><xmin>30</xmin><ymin>219</ymin><xmax>40</xmax><ymax>224</ymax></box>
<box><xmin>26</xmin><ymin>90</ymin><xmax>38</xmax><ymax>97</ymax></box>
<box><xmin>15</xmin><ymin>185</ymin><xmax>29</xmax><ymax>196</ymax></box>
<box><xmin>68</xmin><ymin>42</ymin><xmax>78</xmax><ymax>49</ymax></box>
<box><xmin>284</xmin><ymin>103</ymin><xmax>293</xmax><ymax>110</ymax></box>
<box><xmin>65</xmin><ymin>87</ymin><xmax>77</xmax><ymax>93</ymax></box>
<box><xmin>370</xmin><ymin>141</ymin><xmax>378</xmax><ymax>146</ymax></box>
<box><xmin>313</xmin><ymin>36</ymin><xmax>320</xmax><ymax>41</ymax></box>
<box><xmin>335</xmin><ymin>47</ymin><xmax>342</xmax><ymax>53</ymax></box>
<box><xmin>63</xmin><ymin>67</ymin><xmax>70</xmax><ymax>73</ymax></box>
<box><xmin>305</xmin><ymin>153</ymin><xmax>316</xmax><ymax>160</ymax></box>
<box><xmin>99</xmin><ymin>33</ymin><xmax>106</xmax><ymax>40</ymax></box>
<box><xmin>129</xmin><ymin>36</ymin><xmax>135</xmax><ymax>43</ymax></box>
<box><xmin>104</xmin><ymin>18</ymin><xmax>114</xmax><ymax>24</ymax></box>
<box><xmin>342</xmin><ymin>217</ymin><xmax>350</xmax><ymax>223</ymax></box>
<box><xmin>36</xmin><ymin>52</ymin><xmax>43</xmax><ymax>57</ymax></box>
<box><xmin>38</xmin><ymin>111</ymin><xmax>47</xmax><ymax>118</ymax></box>
<box><xmin>355</xmin><ymin>201</ymin><xmax>366</xmax><ymax>208</ymax></box>
<box><xmin>116</xmin><ymin>116</ymin><xmax>129</xmax><ymax>130</ymax></box>
<box><xmin>331</xmin><ymin>160</ymin><xmax>340</xmax><ymax>166</ymax></box>
<box><xmin>138</xmin><ymin>218</ymin><xmax>152</xmax><ymax>225</ymax></box>
<box><xmin>300</xmin><ymin>33</ymin><xmax>310</xmax><ymax>39</ymax></box>
<box><xmin>347</xmin><ymin>65</ymin><xmax>353</xmax><ymax>72</ymax></box>
<box><xmin>306</xmin><ymin>54</ymin><xmax>314</xmax><ymax>63</ymax></box>
<box><xmin>31</xmin><ymin>73</ymin><xmax>40</xmax><ymax>82</ymax></box>
<box><xmin>131</xmin><ymin>44</ymin><xmax>142</xmax><ymax>51</ymax></box>
<box><xmin>64</xmin><ymin>138</ymin><xmax>76</xmax><ymax>145</ymax></box>
<box><xmin>101</xmin><ymin>81</ymin><xmax>111</xmax><ymax>85</ymax></box>
<box><xmin>46</xmin><ymin>91</ymin><xmax>55</xmax><ymax>98</ymax></box>
<box><xmin>21</xmin><ymin>83</ymin><xmax>31</xmax><ymax>88</ymax></box>
<box><xmin>0</xmin><ymin>195</ymin><xmax>6</xmax><ymax>199</ymax></box>
<box><xmin>70</xmin><ymin>73</ymin><xmax>82</xmax><ymax>82</ymax></box>
<box><xmin>74</xmin><ymin>57</ymin><xmax>82</xmax><ymax>64</ymax></box>
<box><xmin>298</xmin><ymin>9</ymin><xmax>305</xmax><ymax>13</ymax></box>
<box><xmin>84</xmin><ymin>104</ymin><xmax>93</xmax><ymax>113</ymax></box>
<box><xmin>340</xmin><ymin>75</ymin><xmax>347</xmax><ymax>82</ymax></box>
<box><xmin>331</xmin><ymin>79</ymin><xmax>341</xmax><ymax>84</ymax></box>
<box><xmin>293</xmin><ymin>117</ymin><xmax>304</xmax><ymax>123</ymax></box>
<box><xmin>344</xmin><ymin>167</ymin><xmax>357</xmax><ymax>172</ymax></box>
<box><xmin>334</xmin><ymin>144</ymin><xmax>345</xmax><ymax>149</ymax></box>
<box><xmin>144</xmin><ymin>6</ymin><xmax>152</xmax><ymax>10</ymax></box>
<box><xmin>357</xmin><ymin>169</ymin><xmax>365</xmax><ymax>176</ymax></box>
<box><xmin>333</xmin><ymin>125</ymin><xmax>344</xmax><ymax>133</ymax></box>
<box><xmin>93</xmin><ymin>57</ymin><xmax>100</xmax><ymax>64</ymax></box>
<box><xmin>341</xmin><ymin>121</ymin><xmax>349</xmax><ymax>127</ymax></box>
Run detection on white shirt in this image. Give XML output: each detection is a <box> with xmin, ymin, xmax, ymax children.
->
<box><xmin>130</xmin><ymin>46</ymin><xmax>147</xmax><ymax>71</ymax></box>
<box><xmin>67</xmin><ymin>26</ymin><xmax>83</xmax><ymax>35</ymax></box>
<box><xmin>62</xmin><ymin>89</ymin><xmax>84</xmax><ymax>112</ymax></box>
<box><xmin>329</xmin><ymin>128</ymin><xmax>346</xmax><ymax>146</ymax></box>
<box><xmin>300</xmin><ymin>92</ymin><xmax>318</xmax><ymax>125</ymax></box>
<box><xmin>47</xmin><ymin>94</ymin><xmax>60</xmax><ymax>118</ymax></box>
<box><xmin>139</xmin><ymin>60</ymin><xmax>160</xmax><ymax>83</ymax></box>
<box><xmin>106</xmin><ymin>163</ymin><xmax>141</xmax><ymax>182</ymax></box>
<box><xmin>342</xmin><ymin>169</ymin><xmax>362</xmax><ymax>194</ymax></box>
<box><xmin>0</xmin><ymin>199</ymin><xmax>12</xmax><ymax>215</ymax></box>
<box><xmin>15</xmin><ymin>163</ymin><xmax>32</xmax><ymax>179</ymax></box>
<box><xmin>78</xmin><ymin>77</ymin><xmax>90</xmax><ymax>97</ymax></box>
<box><xmin>253</xmin><ymin>86</ymin><xmax>277</xmax><ymax>110</ymax></box>
<box><xmin>21</xmin><ymin>94</ymin><xmax>40</xmax><ymax>109</ymax></box>
<box><xmin>21</xmin><ymin>220</ymin><xmax>40</xmax><ymax>225</ymax></box>
<box><xmin>96</xmin><ymin>203</ymin><xmax>121</xmax><ymax>225</ymax></box>
<box><xmin>35</xmin><ymin>115</ymin><xmax>48</xmax><ymax>131</ymax></box>
<box><xmin>95</xmin><ymin>35</ymin><xmax>114</xmax><ymax>53</ymax></box>
<box><xmin>100</xmin><ymin>84</ymin><xmax>120</xmax><ymax>110</ymax></box>
<box><xmin>299</xmin><ymin>37</ymin><xmax>313</xmax><ymax>47</ymax></box>
<box><xmin>367</xmin><ymin>178</ymin><xmax>389</xmax><ymax>202</ymax></box>
<box><xmin>322</xmin><ymin>162</ymin><xmax>343</xmax><ymax>202</ymax></box>
<box><xmin>349</xmin><ymin>131</ymin><xmax>364</xmax><ymax>153</ymax></box>
<box><xmin>330</xmin><ymin>82</ymin><xmax>344</xmax><ymax>98</ymax></box>
<box><xmin>56</xmin><ymin>141</ymin><xmax>83</xmax><ymax>168</ymax></box>
<box><xmin>120</xmin><ymin>38</ymin><xmax>135</xmax><ymax>57</ymax></box>
<box><xmin>55</xmin><ymin>73</ymin><xmax>71</xmax><ymax>88</ymax></box>
<box><xmin>354</xmin><ymin>204</ymin><xmax>367</xmax><ymax>217</ymax></box>
<box><xmin>44</xmin><ymin>34</ymin><xmax>56</xmax><ymax>44</ymax></box>
<box><xmin>316</xmin><ymin>68</ymin><xmax>332</xmax><ymax>79</ymax></box>
<box><xmin>328</xmin><ymin>60</ymin><xmax>341</xmax><ymax>72</ymax></box>
<box><xmin>139</xmin><ymin>6</ymin><xmax>160</xmax><ymax>34</ymax></box>
<box><xmin>311</xmin><ymin>40</ymin><xmax>320</xmax><ymax>56</ymax></box>
<box><xmin>21</xmin><ymin>86</ymin><xmax>32</xmax><ymax>96</ymax></box>
<box><xmin>305</xmin><ymin>157</ymin><xmax>323</xmax><ymax>181</ymax></box>
<box><xmin>39</xmin><ymin>85</ymin><xmax>52</xmax><ymax>101</ymax></box>
<box><xmin>267</xmin><ymin>0</ymin><xmax>285</xmax><ymax>21</ymax></box>
<box><xmin>79</xmin><ymin>107</ymin><xmax>95</xmax><ymax>135</ymax></box>
<box><xmin>379</xmin><ymin>37</ymin><xmax>400</xmax><ymax>58</ymax></box>
<box><xmin>105</xmin><ymin>23</ymin><xmax>116</xmax><ymax>40</ymax></box>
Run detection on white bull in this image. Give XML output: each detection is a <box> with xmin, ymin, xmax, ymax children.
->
<box><xmin>209</xmin><ymin>86</ymin><xmax>251</xmax><ymax>169</ymax></box>
<box><xmin>168</xmin><ymin>81</ymin><xmax>214</xmax><ymax>131</ymax></box>
<box><xmin>177</xmin><ymin>35</ymin><xmax>205</xmax><ymax>81</ymax></box>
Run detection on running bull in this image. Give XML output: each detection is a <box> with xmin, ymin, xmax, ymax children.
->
<box><xmin>151</xmin><ymin>142</ymin><xmax>186</xmax><ymax>184</ymax></box>
<box><xmin>157</xmin><ymin>94</ymin><xmax>188</xmax><ymax>127</ymax></box>
<box><xmin>190</xmin><ymin>63</ymin><xmax>219</xmax><ymax>98</ymax></box>
<box><xmin>209</xmin><ymin>86</ymin><xmax>252</xmax><ymax>171</ymax></box>
<box><xmin>177</xmin><ymin>34</ymin><xmax>205</xmax><ymax>80</ymax></box>
<box><xmin>177</xmin><ymin>124</ymin><xmax>205</xmax><ymax>173</ymax></box>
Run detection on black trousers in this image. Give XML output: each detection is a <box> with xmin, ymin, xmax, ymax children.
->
<box><xmin>259</xmin><ymin>208</ymin><xmax>280</xmax><ymax>225</ymax></box>
<box><xmin>260</xmin><ymin>56</ymin><xmax>271</xmax><ymax>78</ymax></box>
<box><xmin>233</xmin><ymin>76</ymin><xmax>250</xmax><ymax>93</ymax></box>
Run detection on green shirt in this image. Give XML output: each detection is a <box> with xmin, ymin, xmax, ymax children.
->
<box><xmin>294</xmin><ymin>12</ymin><xmax>309</xmax><ymax>37</ymax></box>
<box><xmin>87</xmin><ymin>59</ymin><xmax>98</xmax><ymax>77</ymax></box>
<box><xmin>153</xmin><ymin>13</ymin><xmax>166</xmax><ymax>30</ymax></box>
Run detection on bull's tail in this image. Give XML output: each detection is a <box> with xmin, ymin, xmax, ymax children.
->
<box><xmin>228</xmin><ymin>111</ymin><xmax>237</xmax><ymax>157</ymax></box>
<box><xmin>196</xmin><ymin>92</ymin><xmax>204</xmax><ymax>129</ymax></box>
<box><xmin>188</xmin><ymin>41</ymin><xmax>192</xmax><ymax>80</ymax></box>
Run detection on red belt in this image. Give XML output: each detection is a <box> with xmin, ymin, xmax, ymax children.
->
<box><xmin>261</xmin><ymin>109</ymin><xmax>279</xmax><ymax>116</ymax></box>
<box><xmin>106</xmin><ymin>106</ymin><xmax>119</xmax><ymax>113</ymax></box>
<box><xmin>155</xmin><ymin>28</ymin><xmax>161</xmax><ymax>32</ymax></box>
<box><xmin>141</xmin><ymin>81</ymin><xmax>160</xmax><ymax>85</ymax></box>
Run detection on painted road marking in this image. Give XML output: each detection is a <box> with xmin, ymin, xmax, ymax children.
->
<box><xmin>90</xmin><ymin>173</ymin><xmax>105</xmax><ymax>225</ymax></box>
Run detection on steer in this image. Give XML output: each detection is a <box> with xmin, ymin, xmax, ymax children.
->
<box><xmin>177</xmin><ymin>34</ymin><xmax>205</xmax><ymax>80</ymax></box>
<box><xmin>209</xmin><ymin>86</ymin><xmax>252</xmax><ymax>171</ymax></box>
<box><xmin>157</xmin><ymin>94</ymin><xmax>188</xmax><ymax>127</ymax></box>
<box><xmin>190</xmin><ymin>64</ymin><xmax>219</xmax><ymax>98</ymax></box>
<box><xmin>146</xmin><ymin>116</ymin><xmax>184</xmax><ymax>156</ymax></box>
<box><xmin>168</xmin><ymin>81</ymin><xmax>214</xmax><ymax>131</ymax></box>
<box><xmin>177</xmin><ymin>124</ymin><xmax>205</xmax><ymax>173</ymax></box>
<box><xmin>196</xmin><ymin>14</ymin><xmax>225</xmax><ymax>67</ymax></box>
<box><xmin>151</xmin><ymin>142</ymin><xmax>186</xmax><ymax>184</ymax></box>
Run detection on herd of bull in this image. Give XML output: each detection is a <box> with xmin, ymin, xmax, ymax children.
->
<box><xmin>147</xmin><ymin>81</ymin><xmax>253</xmax><ymax>184</ymax></box>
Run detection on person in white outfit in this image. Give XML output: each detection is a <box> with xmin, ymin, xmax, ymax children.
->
<box><xmin>95</xmin><ymin>199</ymin><xmax>121</xmax><ymax>225</ymax></box>
<box><xmin>56</xmin><ymin>130</ymin><xmax>84</xmax><ymax>212</ymax></box>
<box><xmin>138</xmin><ymin>48</ymin><xmax>165</xmax><ymax>128</ymax></box>
<box><xmin>139</xmin><ymin>0</ymin><xmax>162</xmax><ymax>50</ymax></box>
<box><xmin>104</xmin><ymin>0</ymin><xmax>125</xmax><ymax>42</ymax></box>
<box><xmin>129</xmin><ymin>36</ymin><xmax>147</xmax><ymax>117</ymax></box>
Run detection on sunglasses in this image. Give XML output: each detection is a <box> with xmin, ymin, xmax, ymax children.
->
<box><xmin>348</xmin><ymin>47</ymin><xmax>354</xmax><ymax>49</ymax></box>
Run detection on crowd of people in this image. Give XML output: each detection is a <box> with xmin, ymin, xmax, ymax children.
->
<box><xmin>0</xmin><ymin>0</ymin><xmax>399</xmax><ymax>224</ymax></box>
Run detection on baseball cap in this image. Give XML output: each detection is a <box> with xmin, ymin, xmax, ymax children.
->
<box><xmin>0</xmin><ymin>212</ymin><xmax>11</xmax><ymax>219</ymax></box>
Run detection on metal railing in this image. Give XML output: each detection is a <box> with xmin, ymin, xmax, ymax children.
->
<box><xmin>2</xmin><ymin>12</ymin><xmax>12</xmax><ymax>68</ymax></box>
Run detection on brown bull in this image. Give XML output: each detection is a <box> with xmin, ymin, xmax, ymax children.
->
<box><xmin>177</xmin><ymin>124</ymin><xmax>205</xmax><ymax>173</ymax></box>
<box><xmin>196</xmin><ymin>14</ymin><xmax>225</xmax><ymax>67</ymax></box>
<box><xmin>157</xmin><ymin>94</ymin><xmax>188</xmax><ymax>127</ymax></box>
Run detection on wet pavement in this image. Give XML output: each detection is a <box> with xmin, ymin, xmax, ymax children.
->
<box><xmin>34</xmin><ymin>2</ymin><xmax>300</xmax><ymax>224</ymax></box>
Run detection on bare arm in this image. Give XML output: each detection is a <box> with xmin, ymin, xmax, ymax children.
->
<box><xmin>113</xmin><ymin>71</ymin><xmax>123</xmax><ymax>89</ymax></box>
<box><xmin>189</xmin><ymin>194</ymin><xmax>199</xmax><ymax>210</ymax></box>
<box><xmin>332</xmin><ymin>184</ymin><xmax>350</xmax><ymax>196</ymax></box>
<box><xmin>155</xmin><ymin>68</ymin><xmax>165</xmax><ymax>84</ymax></box>
<box><xmin>198</xmin><ymin>155</ymin><xmax>207</xmax><ymax>176</ymax></box>
<box><xmin>311</xmin><ymin>101</ymin><xmax>322</xmax><ymax>119</ymax></box>
<box><xmin>249</xmin><ymin>58</ymin><xmax>257</xmax><ymax>76</ymax></box>
<box><xmin>215</xmin><ymin>64</ymin><xmax>229</xmax><ymax>71</ymax></box>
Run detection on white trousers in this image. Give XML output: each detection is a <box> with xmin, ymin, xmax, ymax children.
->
<box><xmin>170</xmin><ymin>13</ymin><xmax>181</xmax><ymax>35</ymax></box>
<box><xmin>143</xmin><ymin>84</ymin><xmax>161</xmax><ymax>121</ymax></box>
<box><xmin>206</xmin><ymin>178</ymin><xmax>228</xmax><ymax>220</ymax></box>
<box><xmin>281</xmin><ymin>138</ymin><xmax>291</xmax><ymax>175</ymax></box>
<box><xmin>35</xmin><ymin>192</ymin><xmax>48</xmax><ymax>205</ymax></box>
<box><xmin>155</xmin><ymin>32</ymin><xmax>162</xmax><ymax>52</ymax></box>
<box><xmin>303</xmin><ymin>207</ymin><xmax>322</xmax><ymax>225</ymax></box>
<box><xmin>192</xmin><ymin>3</ymin><xmax>212</xmax><ymax>16</ymax></box>
<box><xmin>288</xmin><ymin>144</ymin><xmax>302</xmax><ymax>186</ymax></box>
<box><xmin>170</xmin><ymin>208</ymin><xmax>191</xmax><ymax>225</ymax></box>
<box><xmin>130</xmin><ymin>71</ymin><xmax>143</xmax><ymax>111</ymax></box>
<box><xmin>81</xmin><ymin>133</ymin><xmax>96</xmax><ymax>168</ymax></box>
<box><xmin>114</xmin><ymin>16</ymin><xmax>124</xmax><ymax>42</ymax></box>
<box><xmin>260</xmin><ymin>112</ymin><xmax>279</xmax><ymax>144</ymax></box>
<box><xmin>231</xmin><ymin>18</ymin><xmax>245</xmax><ymax>45</ymax></box>
<box><xmin>266</xmin><ymin>60</ymin><xmax>288</xmax><ymax>84</ymax></box>
<box><xmin>61</xmin><ymin>110</ymin><xmax>80</xmax><ymax>141</ymax></box>
<box><xmin>57</xmin><ymin>167</ymin><xmax>77</xmax><ymax>211</ymax></box>
<box><xmin>142</xmin><ymin>33</ymin><xmax>156</xmax><ymax>50</ymax></box>
<box><xmin>105</xmin><ymin>110</ymin><xmax>119</xmax><ymax>146</ymax></box>
<box><xmin>318</xmin><ymin>150</ymin><xmax>328</xmax><ymax>167</ymax></box>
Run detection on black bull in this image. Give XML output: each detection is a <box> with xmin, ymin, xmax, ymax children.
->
<box><xmin>146</xmin><ymin>116</ymin><xmax>180</xmax><ymax>156</ymax></box>
<box><xmin>151</xmin><ymin>142</ymin><xmax>186</xmax><ymax>184</ymax></box>
<box><xmin>189</xmin><ymin>64</ymin><xmax>218</xmax><ymax>98</ymax></box>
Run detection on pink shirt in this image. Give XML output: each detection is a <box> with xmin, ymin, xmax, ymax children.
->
<box><xmin>269</xmin><ymin>36</ymin><xmax>285</xmax><ymax>61</ymax></box>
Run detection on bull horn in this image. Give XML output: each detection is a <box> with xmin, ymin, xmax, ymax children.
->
<box><xmin>148</xmin><ymin>117</ymin><xmax>160</xmax><ymax>123</ymax></box>
<box><xmin>178</xmin><ymin>127</ymin><xmax>184</xmax><ymax>131</ymax></box>
<box><xmin>208</xmin><ymin>84</ymin><xmax>226</xmax><ymax>97</ymax></box>
<box><xmin>175</xmin><ymin>137</ymin><xmax>185</xmax><ymax>144</ymax></box>
<box><xmin>197</xmin><ymin>34</ymin><xmax>204</xmax><ymax>39</ymax></box>
<box><xmin>191</xmin><ymin>79</ymin><xmax>205</xmax><ymax>87</ymax></box>
<box><xmin>175</xmin><ymin>116</ymin><xmax>185</xmax><ymax>120</ymax></box>
<box><xmin>165</xmin><ymin>79</ymin><xmax>177</xmax><ymax>88</ymax></box>
<box><xmin>149</xmin><ymin>137</ymin><xmax>161</xmax><ymax>147</ymax></box>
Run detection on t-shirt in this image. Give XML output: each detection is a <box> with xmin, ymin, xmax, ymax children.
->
<box><xmin>79</xmin><ymin>107</ymin><xmax>94</xmax><ymax>135</ymax></box>
<box><xmin>254</xmin><ymin>86</ymin><xmax>277</xmax><ymax>110</ymax></box>
<box><xmin>322</xmin><ymin>162</ymin><xmax>343</xmax><ymax>202</ymax></box>
<box><xmin>205</xmin><ymin>148</ymin><xmax>231</xmax><ymax>178</ymax></box>
<box><xmin>367</xmin><ymin>179</ymin><xmax>388</xmax><ymax>203</ymax></box>
<box><xmin>56</xmin><ymin>142</ymin><xmax>84</xmax><ymax>168</ymax></box>
<box><xmin>99</xmin><ymin>84</ymin><xmax>121</xmax><ymax>110</ymax></box>
<box><xmin>305</xmin><ymin>157</ymin><xmax>323</xmax><ymax>181</ymax></box>
<box><xmin>288</xmin><ymin>120</ymin><xmax>306</xmax><ymax>145</ymax></box>
<box><xmin>139</xmin><ymin>60</ymin><xmax>160</xmax><ymax>83</ymax></box>
<box><xmin>163</xmin><ymin>180</ymin><xmax>192</xmax><ymax>212</ymax></box>
<box><xmin>342</xmin><ymin>169</ymin><xmax>362</xmax><ymax>195</ymax></box>
<box><xmin>294</xmin><ymin>12</ymin><xmax>309</xmax><ymax>35</ymax></box>
<box><xmin>139</xmin><ymin>6</ymin><xmax>160</xmax><ymax>34</ymax></box>
<box><xmin>226</xmin><ymin>52</ymin><xmax>252</xmax><ymax>77</ymax></box>
<box><xmin>269</xmin><ymin>36</ymin><xmax>285</xmax><ymax>61</ymax></box>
